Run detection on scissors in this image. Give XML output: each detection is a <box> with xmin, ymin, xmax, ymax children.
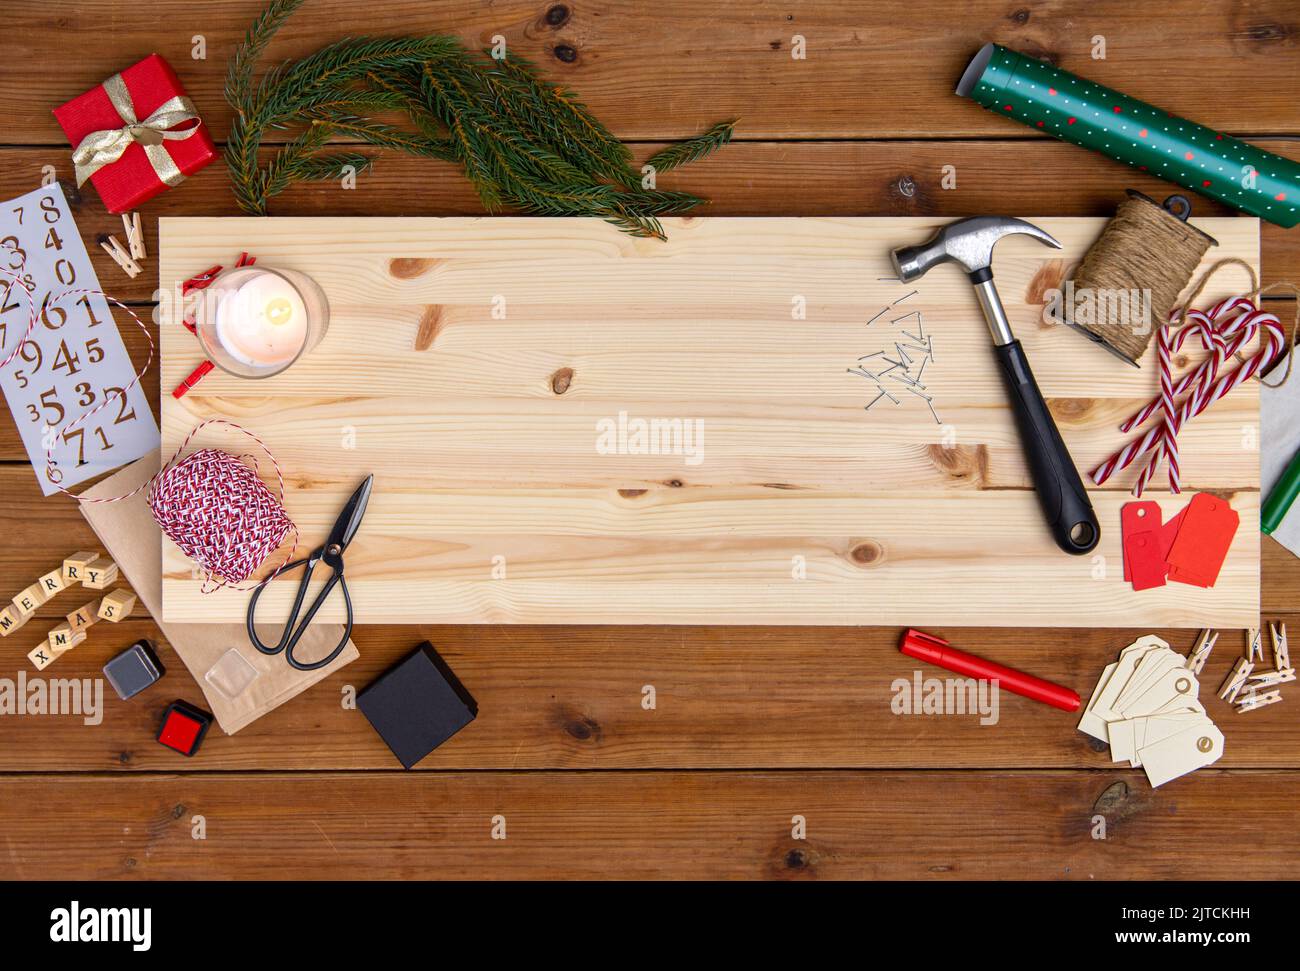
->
<box><xmin>246</xmin><ymin>475</ymin><xmax>373</xmax><ymax>671</ymax></box>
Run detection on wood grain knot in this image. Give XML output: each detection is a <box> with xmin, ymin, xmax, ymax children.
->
<box><xmin>389</xmin><ymin>257</ymin><xmax>436</xmax><ymax>279</ymax></box>
<box><xmin>59</xmin><ymin>179</ymin><xmax>82</xmax><ymax>207</ymax></box>
<box><xmin>926</xmin><ymin>443</ymin><xmax>988</xmax><ymax>484</ymax></box>
<box><xmin>665</xmin><ymin>478</ymin><xmax>684</xmax><ymax>488</ymax></box>
<box><xmin>849</xmin><ymin>541</ymin><xmax>883</xmax><ymax>566</ymax></box>
<box><xmin>1093</xmin><ymin>780</ymin><xmax>1137</xmax><ymax>818</ymax></box>
<box><xmin>1009</xmin><ymin>7</ymin><xmax>1031</xmax><ymax>24</ymax></box>
<box><xmin>415</xmin><ymin>305</ymin><xmax>443</xmax><ymax>351</ymax></box>
<box><xmin>1026</xmin><ymin>259</ymin><xmax>1068</xmax><ymax>307</ymax></box>
<box><xmin>553</xmin><ymin>43</ymin><xmax>579</xmax><ymax>63</ymax></box>
<box><xmin>618</xmin><ymin>488</ymin><xmax>647</xmax><ymax>499</ymax></box>
<box><xmin>894</xmin><ymin>175</ymin><xmax>916</xmax><ymax>199</ymax></box>
<box><xmin>171</xmin><ymin>803</ymin><xmax>187</xmax><ymax>820</ymax></box>
<box><xmin>771</xmin><ymin>844</ymin><xmax>822</xmax><ymax>878</ymax></box>
<box><xmin>550</xmin><ymin>366</ymin><xmax>574</xmax><ymax>394</ymax></box>
<box><xmin>1234</xmin><ymin>21</ymin><xmax>1293</xmax><ymax>47</ymax></box>
<box><xmin>544</xmin><ymin>3</ymin><xmax>570</xmax><ymax>27</ymax></box>
<box><xmin>1049</xmin><ymin>397</ymin><xmax>1094</xmax><ymax>424</ymax></box>
<box><xmin>553</xmin><ymin>704</ymin><xmax>602</xmax><ymax>743</ymax></box>
<box><xmin>784</xmin><ymin>848</ymin><xmax>811</xmax><ymax>870</ymax></box>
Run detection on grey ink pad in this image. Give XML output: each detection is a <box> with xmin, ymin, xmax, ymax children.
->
<box><xmin>103</xmin><ymin>639</ymin><xmax>165</xmax><ymax>701</ymax></box>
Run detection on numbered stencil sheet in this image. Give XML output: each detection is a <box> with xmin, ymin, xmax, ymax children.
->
<box><xmin>0</xmin><ymin>184</ymin><xmax>158</xmax><ymax>495</ymax></box>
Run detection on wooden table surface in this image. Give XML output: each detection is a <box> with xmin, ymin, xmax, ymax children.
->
<box><xmin>2</xmin><ymin>0</ymin><xmax>1298</xmax><ymax>881</ymax></box>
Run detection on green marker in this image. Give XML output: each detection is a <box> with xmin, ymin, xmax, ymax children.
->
<box><xmin>1263</xmin><ymin>446</ymin><xmax>1300</xmax><ymax>535</ymax></box>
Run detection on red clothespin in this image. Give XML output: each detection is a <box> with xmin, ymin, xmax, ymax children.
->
<box><xmin>170</xmin><ymin>254</ymin><xmax>257</xmax><ymax>399</ymax></box>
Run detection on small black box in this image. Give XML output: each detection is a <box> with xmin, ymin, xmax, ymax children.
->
<box><xmin>357</xmin><ymin>642</ymin><xmax>477</xmax><ymax>768</ymax></box>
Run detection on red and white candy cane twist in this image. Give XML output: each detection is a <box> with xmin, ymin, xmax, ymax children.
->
<box><xmin>1118</xmin><ymin>298</ymin><xmax>1254</xmax><ymax>431</ymax></box>
<box><xmin>1133</xmin><ymin>307</ymin><xmax>1243</xmax><ymax>496</ymax></box>
<box><xmin>1091</xmin><ymin>297</ymin><xmax>1284</xmax><ymax>495</ymax></box>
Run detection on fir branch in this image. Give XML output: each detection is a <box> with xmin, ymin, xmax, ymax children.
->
<box><xmin>225</xmin><ymin>0</ymin><xmax>307</xmax><ymax>210</ymax></box>
<box><xmin>258</xmin><ymin>120</ymin><xmax>332</xmax><ymax>203</ymax></box>
<box><xmin>226</xmin><ymin>0</ymin><xmax>305</xmax><ymax>112</ymax></box>
<box><xmin>294</xmin><ymin>153</ymin><xmax>375</xmax><ymax>182</ymax></box>
<box><xmin>307</xmin><ymin>112</ymin><xmax>456</xmax><ymax>161</ymax></box>
<box><xmin>225</xmin><ymin>0</ymin><xmax>735</xmax><ymax>235</ymax></box>
<box><xmin>644</xmin><ymin>121</ymin><xmax>737</xmax><ymax>174</ymax></box>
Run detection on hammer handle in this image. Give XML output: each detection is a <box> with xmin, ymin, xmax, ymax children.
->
<box><xmin>994</xmin><ymin>340</ymin><xmax>1100</xmax><ymax>555</ymax></box>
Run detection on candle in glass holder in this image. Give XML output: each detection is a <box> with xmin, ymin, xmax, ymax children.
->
<box><xmin>214</xmin><ymin>269</ymin><xmax>309</xmax><ymax>368</ymax></box>
<box><xmin>195</xmin><ymin>264</ymin><xmax>329</xmax><ymax>380</ymax></box>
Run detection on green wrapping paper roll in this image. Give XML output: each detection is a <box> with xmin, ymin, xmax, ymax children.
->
<box><xmin>957</xmin><ymin>43</ymin><xmax>1300</xmax><ymax>228</ymax></box>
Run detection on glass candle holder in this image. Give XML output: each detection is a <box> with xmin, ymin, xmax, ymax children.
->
<box><xmin>193</xmin><ymin>265</ymin><xmax>329</xmax><ymax>379</ymax></box>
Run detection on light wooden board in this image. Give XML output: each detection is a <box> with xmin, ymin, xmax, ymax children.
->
<box><xmin>159</xmin><ymin>216</ymin><xmax>1260</xmax><ymax>627</ymax></box>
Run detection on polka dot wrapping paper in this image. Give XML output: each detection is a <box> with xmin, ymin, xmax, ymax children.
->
<box><xmin>957</xmin><ymin>44</ymin><xmax>1300</xmax><ymax>228</ymax></box>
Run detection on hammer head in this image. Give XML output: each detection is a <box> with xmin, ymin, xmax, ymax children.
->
<box><xmin>890</xmin><ymin>216</ymin><xmax>1061</xmax><ymax>283</ymax></box>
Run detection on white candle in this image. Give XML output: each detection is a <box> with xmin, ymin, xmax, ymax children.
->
<box><xmin>214</xmin><ymin>270</ymin><xmax>309</xmax><ymax>368</ymax></box>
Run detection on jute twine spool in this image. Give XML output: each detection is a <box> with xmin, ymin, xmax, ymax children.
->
<box><xmin>1068</xmin><ymin>190</ymin><xmax>1217</xmax><ymax>365</ymax></box>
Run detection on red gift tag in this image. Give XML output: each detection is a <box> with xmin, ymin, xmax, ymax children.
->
<box><xmin>1166</xmin><ymin>493</ymin><xmax>1239</xmax><ymax>588</ymax></box>
<box><xmin>1158</xmin><ymin>507</ymin><xmax>1185</xmax><ymax>570</ymax></box>
<box><xmin>1124</xmin><ymin>529</ymin><xmax>1168</xmax><ymax>591</ymax></box>
<box><xmin>1121</xmin><ymin>501</ymin><xmax>1162</xmax><ymax>582</ymax></box>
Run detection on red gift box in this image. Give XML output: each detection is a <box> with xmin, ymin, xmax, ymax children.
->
<box><xmin>53</xmin><ymin>53</ymin><xmax>216</xmax><ymax>213</ymax></box>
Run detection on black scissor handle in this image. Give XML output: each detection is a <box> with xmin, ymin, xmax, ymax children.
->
<box><xmin>247</xmin><ymin>552</ymin><xmax>354</xmax><ymax>671</ymax></box>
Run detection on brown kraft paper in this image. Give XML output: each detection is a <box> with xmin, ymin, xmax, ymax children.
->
<box><xmin>77</xmin><ymin>451</ymin><xmax>358</xmax><ymax>734</ymax></box>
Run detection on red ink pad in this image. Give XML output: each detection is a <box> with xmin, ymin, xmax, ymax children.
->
<box><xmin>157</xmin><ymin>700</ymin><xmax>213</xmax><ymax>757</ymax></box>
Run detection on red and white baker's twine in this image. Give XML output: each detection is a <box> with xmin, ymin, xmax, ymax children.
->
<box><xmin>1090</xmin><ymin>296</ymin><xmax>1285</xmax><ymax>496</ymax></box>
<box><xmin>0</xmin><ymin>241</ymin><xmax>297</xmax><ymax>590</ymax></box>
<box><xmin>146</xmin><ymin>419</ymin><xmax>298</xmax><ymax>592</ymax></box>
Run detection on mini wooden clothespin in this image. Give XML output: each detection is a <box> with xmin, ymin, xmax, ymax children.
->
<box><xmin>97</xmin><ymin>234</ymin><xmax>141</xmax><ymax>279</ymax></box>
<box><xmin>1187</xmin><ymin>629</ymin><xmax>1217</xmax><ymax>675</ymax></box>
<box><xmin>1219</xmin><ymin>656</ymin><xmax>1254</xmax><ymax>703</ymax></box>
<box><xmin>1247</xmin><ymin>668</ymin><xmax>1295</xmax><ymax>689</ymax></box>
<box><xmin>1270</xmin><ymin>622</ymin><xmax>1290</xmax><ymax>671</ymax></box>
<box><xmin>1236</xmin><ymin>689</ymin><xmax>1283</xmax><ymax>714</ymax></box>
<box><xmin>1247</xmin><ymin>628</ymin><xmax>1264</xmax><ymax>663</ymax></box>
<box><xmin>121</xmin><ymin>212</ymin><xmax>146</xmax><ymax>260</ymax></box>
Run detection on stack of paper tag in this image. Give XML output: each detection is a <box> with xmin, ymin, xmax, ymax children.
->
<box><xmin>1078</xmin><ymin>635</ymin><xmax>1224</xmax><ymax>788</ymax></box>
<box><xmin>1120</xmin><ymin>493</ymin><xmax>1239</xmax><ymax>591</ymax></box>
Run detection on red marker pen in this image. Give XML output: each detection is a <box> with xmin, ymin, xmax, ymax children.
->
<box><xmin>899</xmin><ymin>628</ymin><xmax>1080</xmax><ymax>712</ymax></box>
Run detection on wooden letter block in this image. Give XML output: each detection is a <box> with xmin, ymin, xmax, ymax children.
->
<box><xmin>38</xmin><ymin>568</ymin><xmax>68</xmax><ymax>598</ymax></box>
<box><xmin>62</xmin><ymin>550</ymin><xmax>100</xmax><ymax>585</ymax></box>
<box><xmin>48</xmin><ymin>623</ymin><xmax>77</xmax><ymax>651</ymax></box>
<box><xmin>0</xmin><ymin>603</ymin><xmax>30</xmax><ymax>637</ymax></box>
<box><xmin>82</xmin><ymin>557</ymin><xmax>119</xmax><ymax>591</ymax></box>
<box><xmin>28</xmin><ymin>643</ymin><xmax>57</xmax><ymax>671</ymax></box>
<box><xmin>66</xmin><ymin>600</ymin><xmax>100</xmax><ymax>632</ymax></box>
<box><xmin>97</xmin><ymin>588</ymin><xmax>137</xmax><ymax>623</ymax></box>
<box><xmin>12</xmin><ymin>582</ymin><xmax>47</xmax><ymax>617</ymax></box>
<box><xmin>49</xmin><ymin>626</ymin><xmax>87</xmax><ymax>658</ymax></box>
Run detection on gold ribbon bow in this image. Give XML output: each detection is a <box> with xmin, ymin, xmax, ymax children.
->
<box><xmin>71</xmin><ymin>72</ymin><xmax>201</xmax><ymax>187</ymax></box>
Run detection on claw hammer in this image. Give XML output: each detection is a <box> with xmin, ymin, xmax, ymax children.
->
<box><xmin>890</xmin><ymin>216</ymin><xmax>1100</xmax><ymax>554</ymax></box>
